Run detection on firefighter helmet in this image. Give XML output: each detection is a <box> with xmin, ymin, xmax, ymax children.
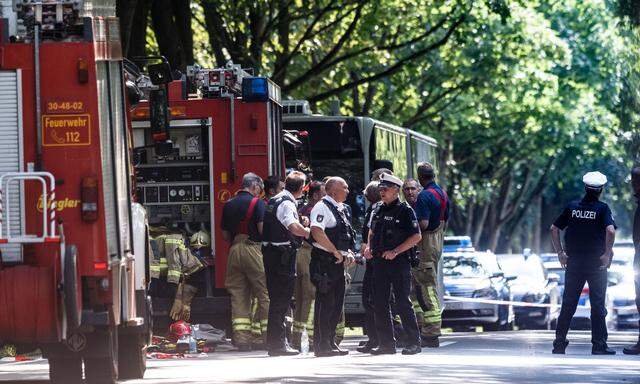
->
<box><xmin>190</xmin><ymin>230</ymin><xmax>211</xmax><ymax>249</ymax></box>
<box><xmin>168</xmin><ymin>320</ymin><xmax>191</xmax><ymax>342</ymax></box>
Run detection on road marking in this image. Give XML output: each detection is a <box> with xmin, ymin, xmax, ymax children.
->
<box><xmin>0</xmin><ymin>358</ymin><xmax>44</xmax><ymax>366</ymax></box>
<box><xmin>439</xmin><ymin>341</ymin><xmax>456</xmax><ymax>347</ymax></box>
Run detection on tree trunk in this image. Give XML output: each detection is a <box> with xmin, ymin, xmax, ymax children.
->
<box><xmin>173</xmin><ymin>0</ymin><xmax>195</xmax><ymax>66</ymax></box>
<box><xmin>150</xmin><ymin>0</ymin><xmax>186</xmax><ymax>71</ymax></box>
<box><xmin>532</xmin><ymin>194</ymin><xmax>542</xmax><ymax>254</ymax></box>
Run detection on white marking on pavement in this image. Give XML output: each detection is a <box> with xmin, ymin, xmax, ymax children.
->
<box><xmin>439</xmin><ymin>341</ymin><xmax>456</xmax><ymax>347</ymax></box>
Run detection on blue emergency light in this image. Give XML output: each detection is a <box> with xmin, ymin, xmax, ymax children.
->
<box><xmin>242</xmin><ymin>77</ymin><xmax>281</xmax><ymax>102</ymax></box>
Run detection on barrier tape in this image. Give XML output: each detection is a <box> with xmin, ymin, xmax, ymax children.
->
<box><xmin>444</xmin><ymin>295</ymin><xmax>568</xmax><ymax>309</ymax></box>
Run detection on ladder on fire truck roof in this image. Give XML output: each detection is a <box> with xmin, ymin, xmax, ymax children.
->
<box><xmin>0</xmin><ymin>171</ymin><xmax>60</xmax><ymax>244</ymax></box>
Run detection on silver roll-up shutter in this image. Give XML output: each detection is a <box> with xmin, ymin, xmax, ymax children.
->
<box><xmin>0</xmin><ymin>70</ymin><xmax>23</xmax><ymax>262</ymax></box>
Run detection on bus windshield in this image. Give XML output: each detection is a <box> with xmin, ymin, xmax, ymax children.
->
<box><xmin>284</xmin><ymin>119</ymin><xmax>367</xmax><ymax>243</ymax></box>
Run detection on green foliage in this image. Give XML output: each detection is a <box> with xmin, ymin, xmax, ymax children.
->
<box><xmin>145</xmin><ymin>0</ymin><xmax>638</xmax><ymax>248</ymax></box>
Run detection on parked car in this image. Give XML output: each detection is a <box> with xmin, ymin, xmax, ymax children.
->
<box><xmin>541</xmin><ymin>261</ymin><xmax>618</xmax><ymax>330</ymax></box>
<box><xmin>442</xmin><ymin>252</ymin><xmax>515</xmax><ymax>331</ymax></box>
<box><xmin>443</xmin><ymin>236</ymin><xmax>474</xmax><ymax>253</ymax></box>
<box><xmin>609</xmin><ymin>269</ymin><xmax>639</xmax><ymax>329</ymax></box>
<box><xmin>498</xmin><ymin>255</ymin><xmax>561</xmax><ymax>330</ymax></box>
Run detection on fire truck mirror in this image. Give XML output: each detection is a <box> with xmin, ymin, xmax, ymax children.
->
<box><xmin>149</xmin><ymin>88</ymin><xmax>170</xmax><ymax>143</ymax></box>
<box><xmin>148</xmin><ymin>62</ymin><xmax>173</xmax><ymax>86</ymax></box>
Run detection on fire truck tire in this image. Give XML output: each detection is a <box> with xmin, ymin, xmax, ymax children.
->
<box><xmin>48</xmin><ymin>357</ymin><xmax>83</xmax><ymax>384</ymax></box>
<box><xmin>118</xmin><ymin>333</ymin><xmax>147</xmax><ymax>379</ymax></box>
<box><xmin>64</xmin><ymin>245</ymin><xmax>81</xmax><ymax>329</ymax></box>
<box><xmin>84</xmin><ymin>327</ymin><xmax>118</xmax><ymax>384</ymax></box>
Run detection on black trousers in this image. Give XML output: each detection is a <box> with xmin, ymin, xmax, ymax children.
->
<box><xmin>362</xmin><ymin>262</ymin><xmax>378</xmax><ymax>345</ymax></box>
<box><xmin>262</xmin><ymin>244</ymin><xmax>297</xmax><ymax>351</ymax></box>
<box><xmin>309</xmin><ymin>248</ymin><xmax>346</xmax><ymax>351</ymax></box>
<box><xmin>635</xmin><ymin>255</ymin><xmax>640</xmax><ymax>332</ymax></box>
<box><xmin>372</xmin><ymin>256</ymin><xmax>420</xmax><ymax>348</ymax></box>
<box><xmin>555</xmin><ymin>267</ymin><xmax>608</xmax><ymax>348</ymax></box>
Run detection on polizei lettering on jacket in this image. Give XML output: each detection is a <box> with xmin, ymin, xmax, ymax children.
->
<box><xmin>571</xmin><ymin>210</ymin><xmax>596</xmax><ymax>219</ymax></box>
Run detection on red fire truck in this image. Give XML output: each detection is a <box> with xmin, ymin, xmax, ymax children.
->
<box><xmin>129</xmin><ymin>60</ymin><xmax>286</xmax><ymax>329</ymax></box>
<box><xmin>0</xmin><ymin>2</ymin><xmax>150</xmax><ymax>383</ymax></box>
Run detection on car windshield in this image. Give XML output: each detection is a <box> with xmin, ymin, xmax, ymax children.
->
<box><xmin>443</xmin><ymin>256</ymin><xmax>487</xmax><ymax>277</ymax></box>
<box><xmin>500</xmin><ymin>256</ymin><xmax>545</xmax><ymax>282</ymax></box>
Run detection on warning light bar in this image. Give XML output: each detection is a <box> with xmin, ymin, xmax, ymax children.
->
<box><xmin>242</xmin><ymin>77</ymin><xmax>281</xmax><ymax>103</ymax></box>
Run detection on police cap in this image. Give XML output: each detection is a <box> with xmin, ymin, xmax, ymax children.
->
<box><xmin>378</xmin><ymin>173</ymin><xmax>403</xmax><ymax>188</ymax></box>
<box><xmin>582</xmin><ymin>171</ymin><xmax>607</xmax><ymax>189</ymax></box>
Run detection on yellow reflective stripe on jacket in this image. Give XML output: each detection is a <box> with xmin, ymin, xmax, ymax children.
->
<box><xmin>232</xmin><ymin>318</ymin><xmax>252</xmax><ymax>331</ymax></box>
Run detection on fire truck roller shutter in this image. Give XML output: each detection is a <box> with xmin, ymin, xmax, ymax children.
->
<box><xmin>0</xmin><ymin>70</ymin><xmax>24</xmax><ymax>263</ymax></box>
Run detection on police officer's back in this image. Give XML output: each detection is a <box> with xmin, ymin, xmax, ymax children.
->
<box><xmin>364</xmin><ymin>173</ymin><xmax>422</xmax><ymax>355</ymax></box>
<box><xmin>550</xmin><ymin>171</ymin><xmax>616</xmax><ymax>355</ymax></box>
<box><xmin>261</xmin><ymin>171</ymin><xmax>310</xmax><ymax>356</ymax></box>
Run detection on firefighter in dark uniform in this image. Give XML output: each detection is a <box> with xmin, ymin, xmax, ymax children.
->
<box><xmin>262</xmin><ymin>171</ymin><xmax>310</xmax><ymax>356</ymax></box>
<box><xmin>364</xmin><ymin>173</ymin><xmax>422</xmax><ymax>355</ymax></box>
<box><xmin>309</xmin><ymin>177</ymin><xmax>356</xmax><ymax>357</ymax></box>
<box><xmin>551</xmin><ymin>171</ymin><xmax>616</xmax><ymax>355</ymax></box>
<box><xmin>624</xmin><ymin>166</ymin><xmax>640</xmax><ymax>355</ymax></box>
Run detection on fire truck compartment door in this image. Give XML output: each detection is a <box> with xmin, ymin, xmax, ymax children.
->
<box><xmin>0</xmin><ymin>70</ymin><xmax>24</xmax><ymax>263</ymax></box>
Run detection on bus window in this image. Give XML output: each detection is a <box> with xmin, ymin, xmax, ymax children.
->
<box><xmin>374</xmin><ymin>126</ymin><xmax>408</xmax><ymax>181</ymax></box>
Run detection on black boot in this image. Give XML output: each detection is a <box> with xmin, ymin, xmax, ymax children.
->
<box><xmin>421</xmin><ymin>336</ymin><xmax>440</xmax><ymax>348</ymax></box>
<box><xmin>401</xmin><ymin>344</ymin><xmax>421</xmax><ymax>355</ymax></box>
<box><xmin>623</xmin><ymin>334</ymin><xmax>640</xmax><ymax>355</ymax></box>
<box><xmin>370</xmin><ymin>346</ymin><xmax>396</xmax><ymax>355</ymax></box>
<box><xmin>552</xmin><ymin>339</ymin><xmax>569</xmax><ymax>354</ymax></box>
<box><xmin>592</xmin><ymin>346</ymin><xmax>616</xmax><ymax>355</ymax></box>
<box><xmin>623</xmin><ymin>341</ymin><xmax>640</xmax><ymax>355</ymax></box>
<box><xmin>357</xmin><ymin>342</ymin><xmax>378</xmax><ymax>353</ymax></box>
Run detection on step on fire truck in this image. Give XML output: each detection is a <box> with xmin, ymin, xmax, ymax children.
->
<box><xmin>0</xmin><ymin>1</ymin><xmax>151</xmax><ymax>383</ymax></box>
<box><xmin>129</xmin><ymin>60</ymin><xmax>288</xmax><ymax>330</ymax></box>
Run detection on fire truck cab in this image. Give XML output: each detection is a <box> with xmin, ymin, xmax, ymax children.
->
<box><xmin>0</xmin><ymin>2</ymin><xmax>150</xmax><ymax>383</ymax></box>
<box><xmin>129</xmin><ymin>61</ymin><xmax>285</xmax><ymax>329</ymax></box>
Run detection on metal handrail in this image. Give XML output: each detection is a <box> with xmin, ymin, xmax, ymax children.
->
<box><xmin>0</xmin><ymin>171</ymin><xmax>58</xmax><ymax>243</ymax></box>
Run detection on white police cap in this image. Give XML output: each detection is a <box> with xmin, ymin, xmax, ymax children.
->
<box><xmin>378</xmin><ymin>172</ymin><xmax>403</xmax><ymax>188</ymax></box>
<box><xmin>582</xmin><ymin>171</ymin><xmax>607</xmax><ymax>188</ymax></box>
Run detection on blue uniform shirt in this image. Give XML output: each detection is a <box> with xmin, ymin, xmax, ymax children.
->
<box><xmin>414</xmin><ymin>182</ymin><xmax>449</xmax><ymax>231</ymax></box>
<box><xmin>553</xmin><ymin>196</ymin><xmax>616</xmax><ymax>270</ymax></box>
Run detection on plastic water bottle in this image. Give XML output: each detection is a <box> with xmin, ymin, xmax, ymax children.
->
<box><xmin>188</xmin><ymin>335</ymin><xmax>197</xmax><ymax>354</ymax></box>
<box><xmin>300</xmin><ymin>329</ymin><xmax>309</xmax><ymax>355</ymax></box>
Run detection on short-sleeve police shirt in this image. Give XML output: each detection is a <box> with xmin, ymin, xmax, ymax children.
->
<box><xmin>370</xmin><ymin>199</ymin><xmax>421</xmax><ymax>254</ymax></box>
<box><xmin>310</xmin><ymin>196</ymin><xmax>345</xmax><ymax>251</ymax></box>
<box><xmin>553</xmin><ymin>197</ymin><xmax>615</xmax><ymax>269</ymax></box>
<box><xmin>221</xmin><ymin>191</ymin><xmax>266</xmax><ymax>241</ymax></box>
<box><xmin>273</xmin><ymin>190</ymin><xmax>300</xmax><ymax>229</ymax></box>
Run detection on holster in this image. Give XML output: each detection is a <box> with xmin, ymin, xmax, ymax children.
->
<box><xmin>311</xmin><ymin>272</ymin><xmax>332</xmax><ymax>294</ymax></box>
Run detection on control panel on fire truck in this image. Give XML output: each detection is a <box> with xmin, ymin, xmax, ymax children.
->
<box><xmin>132</xmin><ymin>118</ymin><xmax>211</xmax><ymax>226</ymax></box>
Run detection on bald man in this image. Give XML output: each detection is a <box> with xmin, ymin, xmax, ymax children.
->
<box><xmin>309</xmin><ymin>177</ymin><xmax>356</xmax><ymax>357</ymax></box>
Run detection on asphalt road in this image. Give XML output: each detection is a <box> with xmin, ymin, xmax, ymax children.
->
<box><xmin>1</xmin><ymin>331</ymin><xmax>640</xmax><ymax>384</ymax></box>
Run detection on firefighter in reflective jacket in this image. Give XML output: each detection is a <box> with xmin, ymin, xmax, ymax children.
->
<box><xmin>413</xmin><ymin>162</ymin><xmax>449</xmax><ymax>348</ymax></box>
<box><xmin>221</xmin><ymin>173</ymin><xmax>269</xmax><ymax>351</ymax></box>
<box><xmin>149</xmin><ymin>229</ymin><xmax>204</xmax><ymax>321</ymax></box>
<box><xmin>309</xmin><ymin>177</ymin><xmax>355</xmax><ymax>357</ymax></box>
<box><xmin>364</xmin><ymin>173</ymin><xmax>422</xmax><ymax>355</ymax></box>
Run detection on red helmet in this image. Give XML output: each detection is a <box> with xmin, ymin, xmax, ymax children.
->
<box><xmin>168</xmin><ymin>320</ymin><xmax>191</xmax><ymax>341</ymax></box>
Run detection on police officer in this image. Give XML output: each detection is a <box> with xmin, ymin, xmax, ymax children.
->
<box><xmin>262</xmin><ymin>171</ymin><xmax>310</xmax><ymax>356</ymax></box>
<box><xmin>357</xmin><ymin>180</ymin><xmax>382</xmax><ymax>353</ymax></box>
<box><xmin>414</xmin><ymin>162</ymin><xmax>449</xmax><ymax>348</ymax></box>
<box><xmin>364</xmin><ymin>173</ymin><xmax>422</xmax><ymax>355</ymax></box>
<box><xmin>624</xmin><ymin>167</ymin><xmax>640</xmax><ymax>355</ymax></box>
<box><xmin>291</xmin><ymin>181</ymin><xmax>325</xmax><ymax>350</ymax></box>
<box><xmin>551</xmin><ymin>171</ymin><xmax>616</xmax><ymax>355</ymax></box>
<box><xmin>309</xmin><ymin>177</ymin><xmax>356</xmax><ymax>357</ymax></box>
<box><xmin>220</xmin><ymin>173</ymin><xmax>269</xmax><ymax>351</ymax></box>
